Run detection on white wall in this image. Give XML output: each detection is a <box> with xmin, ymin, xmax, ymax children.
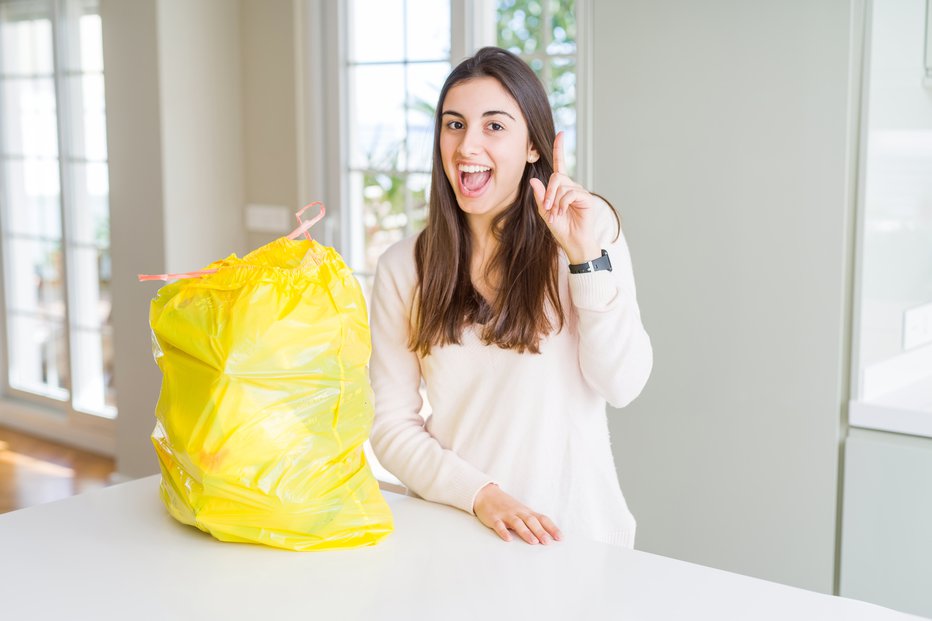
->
<box><xmin>158</xmin><ymin>0</ymin><xmax>246</xmax><ymax>272</ymax></box>
<box><xmin>101</xmin><ymin>0</ymin><xmax>166</xmax><ymax>479</ymax></box>
<box><xmin>592</xmin><ymin>0</ymin><xmax>858</xmax><ymax>593</ymax></box>
<box><xmin>241</xmin><ymin>0</ymin><xmax>300</xmax><ymax>252</ymax></box>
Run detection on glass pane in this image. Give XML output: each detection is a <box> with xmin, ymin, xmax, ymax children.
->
<box><xmin>550</xmin><ymin>57</ymin><xmax>576</xmax><ymax>177</ymax></box>
<box><xmin>70</xmin><ymin>244</ymin><xmax>109</xmax><ymax>330</ymax></box>
<box><xmin>71</xmin><ymin>326</ymin><xmax>114</xmax><ymax>418</ymax></box>
<box><xmin>4</xmin><ymin>237</ymin><xmax>65</xmax><ymax>318</ymax></box>
<box><xmin>65</xmin><ymin>73</ymin><xmax>107</xmax><ymax>160</ymax></box>
<box><xmin>547</xmin><ymin>0</ymin><xmax>576</xmax><ymax>55</ymax></box>
<box><xmin>405</xmin><ymin>0</ymin><xmax>449</xmax><ymax>61</ymax></box>
<box><xmin>7</xmin><ymin>314</ymin><xmax>69</xmax><ymax>399</ymax></box>
<box><xmin>497</xmin><ymin>0</ymin><xmax>543</xmax><ymax>55</ymax></box>
<box><xmin>349</xmin><ymin>0</ymin><xmax>404</xmax><ymax>63</ymax></box>
<box><xmin>408</xmin><ymin>172</ymin><xmax>430</xmax><ymax>233</ymax></box>
<box><xmin>355</xmin><ymin>170</ymin><xmax>407</xmax><ymax>273</ymax></box>
<box><xmin>1</xmin><ymin>158</ymin><xmax>62</xmax><ymax>237</ymax></box>
<box><xmin>0</xmin><ymin>2</ymin><xmax>53</xmax><ymax>76</ymax></box>
<box><xmin>405</xmin><ymin>61</ymin><xmax>447</xmax><ymax>172</ymax></box>
<box><xmin>67</xmin><ymin>161</ymin><xmax>109</xmax><ymax>246</ymax></box>
<box><xmin>350</xmin><ymin>64</ymin><xmax>406</xmax><ymax>169</ymax></box>
<box><xmin>1</xmin><ymin>77</ymin><xmax>58</xmax><ymax>157</ymax></box>
<box><xmin>61</xmin><ymin>0</ymin><xmax>102</xmax><ymax>73</ymax></box>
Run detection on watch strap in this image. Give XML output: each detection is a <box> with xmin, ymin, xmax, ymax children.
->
<box><xmin>568</xmin><ymin>249</ymin><xmax>612</xmax><ymax>274</ymax></box>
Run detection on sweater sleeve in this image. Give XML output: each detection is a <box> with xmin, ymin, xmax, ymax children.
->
<box><xmin>568</xmin><ymin>202</ymin><xmax>653</xmax><ymax>408</ymax></box>
<box><xmin>367</xmin><ymin>240</ymin><xmax>498</xmax><ymax>516</ymax></box>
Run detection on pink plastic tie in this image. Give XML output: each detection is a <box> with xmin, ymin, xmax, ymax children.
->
<box><xmin>287</xmin><ymin>201</ymin><xmax>326</xmax><ymax>241</ymax></box>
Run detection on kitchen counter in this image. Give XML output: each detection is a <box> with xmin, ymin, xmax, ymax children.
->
<box><xmin>0</xmin><ymin>475</ymin><xmax>921</xmax><ymax>620</ymax></box>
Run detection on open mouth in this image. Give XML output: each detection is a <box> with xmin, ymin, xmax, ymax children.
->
<box><xmin>457</xmin><ymin>164</ymin><xmax>492</xmax><ymax>198</ymax></box>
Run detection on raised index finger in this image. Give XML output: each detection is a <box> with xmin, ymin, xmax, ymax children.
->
<box><xmin>553</xmin><ymin>131</ymin><xmax>566</xmax><ymax>175</ymax></box>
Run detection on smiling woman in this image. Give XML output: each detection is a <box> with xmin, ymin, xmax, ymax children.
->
<box><xmin>367</xmin><ymin>47</ymin><xmax>652</xmax><ymax>548</ymax></box>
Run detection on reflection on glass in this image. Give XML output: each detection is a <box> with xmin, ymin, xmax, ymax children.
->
<box><xmin>8</xmin><ymin>314</ymin><xmax>69</xmax><ymax>400</ymax></box>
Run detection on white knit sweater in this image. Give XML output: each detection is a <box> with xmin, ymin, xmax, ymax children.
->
<box><xmin>367</xmin><ymin>202</ymin><xmax>653</xmax><ymax>547</ymax></box>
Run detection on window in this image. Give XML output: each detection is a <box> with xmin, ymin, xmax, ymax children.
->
<box><xmin>497</xmin><ymin>0</ymin><xmax>578</xmax><ymax>176</ymax></box>
<box><xmin>345</xmin><ymin>0</ymin><xmax>451</xmax><ymax>278</ymax></box>
<box><xmin>849</xmin><ymin>0</ymin><xmax>932</xmax><ymax>437</ymax></box>
<box><xmin>341</xmin><ymin>0</ymin><xmax>585</xmax><ymax>282</ymax></box>
<box><xmin>0</xmin><ymin>0</ymin><xmax>115</xmax><ymax>419</ymax></box>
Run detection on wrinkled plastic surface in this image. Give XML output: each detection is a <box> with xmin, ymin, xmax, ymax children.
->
<box><xmin>148</xmin><ymin>237</ymin><xmax>393</xmax><ymax>550</ymax></box>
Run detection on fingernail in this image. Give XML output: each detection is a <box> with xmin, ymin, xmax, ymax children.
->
<box><xmin>541</xmin><ymin>535</ymin><xmax>551</xmax><ymax>544</ymax></box>
<box><xmin>531</xmin><ymin>538</ymin><xmax>539</xmax><ymax>545</ymax></box>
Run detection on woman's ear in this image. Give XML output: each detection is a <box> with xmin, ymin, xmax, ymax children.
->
<box><xmin>527</xmin><ymin>146</ymin><xmax>540</xmax><ymax>163</ymax></box>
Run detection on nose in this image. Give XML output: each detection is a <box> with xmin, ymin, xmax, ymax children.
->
<box><xmin>457</xmin><ymin>124</ymin><xmax>483</xmax><ymax>157</ymax></box>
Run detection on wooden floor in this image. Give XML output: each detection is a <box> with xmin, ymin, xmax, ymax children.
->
<box><xmin>0</xmin><ymin>425</ymin><xmax>114</xmax><ymax>514</ymax></box>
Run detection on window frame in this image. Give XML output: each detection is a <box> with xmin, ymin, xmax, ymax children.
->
<box><xmin>0</xmin><ymin>0</ymin><xmax>115</xmax><ymax>455</ymax></box>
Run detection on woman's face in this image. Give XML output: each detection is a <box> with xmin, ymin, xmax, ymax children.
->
<box><xmin>439</xmin><ymin>76</ymin><xmax>539</xmax><ymax>223</ymax></box>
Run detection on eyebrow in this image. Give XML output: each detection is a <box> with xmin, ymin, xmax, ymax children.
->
<box><xmin>441</xmin><ymin>110</ymin><xmax>517</xmax><ymax>121</ymax></box>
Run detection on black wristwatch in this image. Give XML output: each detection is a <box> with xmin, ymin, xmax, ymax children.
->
<box><xmin>568</xmin><ymin>249</ymin><xmax>612</xmax><ymax>274</ymax></box>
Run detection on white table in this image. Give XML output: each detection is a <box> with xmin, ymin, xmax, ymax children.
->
<box><xmin>0</xmin><ymin>476</ymin><xmax>922</xmax><ymax>620</ymax></box>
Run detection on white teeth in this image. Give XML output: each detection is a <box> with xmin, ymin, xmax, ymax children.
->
<box><xmin>458</xmin><ymin>164</ymin><xmax>491</xmax><ymax>173</ymax></box>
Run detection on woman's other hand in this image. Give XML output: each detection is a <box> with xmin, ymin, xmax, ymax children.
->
<box><xmin>473</xmin><ymin>483</ymin><xmax>563</xmax><ymax>545</ymax></box>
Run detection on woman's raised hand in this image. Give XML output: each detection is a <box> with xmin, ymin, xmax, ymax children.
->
<box><xmin>473</xmin><ymin>482</ymin><xmax>563</xmax><ymax>545</ymax></box>
<box><xmin>529</xmin><ymin>131</ymin><xmax>601</xmax><ymax>264</ymax></box>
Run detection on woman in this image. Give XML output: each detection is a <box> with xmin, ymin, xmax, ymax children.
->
<box><xmin>368</xmin><ymin>47</ymin><xmax>652</xmax><ymax>548</ymax></box>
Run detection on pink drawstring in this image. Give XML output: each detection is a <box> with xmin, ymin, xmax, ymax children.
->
<box><xmin>287</xmin><ymin>201</ymin><xmax>326</xmax><ymax>241</ymax></box>
<box><xmin>138</xmin><ymin>269</ymin><xmax>219</xmax><ymax>282</ymax></box>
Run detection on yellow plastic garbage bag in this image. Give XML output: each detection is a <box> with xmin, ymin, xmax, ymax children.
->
<box><xmin>145</xmin><ymin>219</ymin><xmax>393</xmax><ymax>551</ymax></box>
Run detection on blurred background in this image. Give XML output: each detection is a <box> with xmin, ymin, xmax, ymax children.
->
<box><xmin>0</xmin><ymin>0</ymin><xmax>930</xmax><ymax>618</ymax></box>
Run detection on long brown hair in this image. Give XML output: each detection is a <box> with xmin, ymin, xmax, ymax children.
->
<box><xmin>410</xmin><ymin>47</ymin><xmax>562</xmax><ymax>356</ymax></box>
